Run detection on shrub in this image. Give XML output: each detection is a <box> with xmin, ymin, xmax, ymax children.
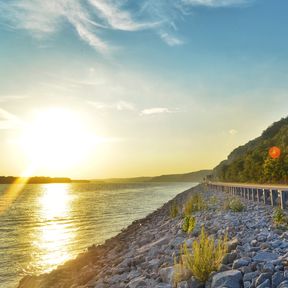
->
<box><xmin>182</xmin><ymin>215</ymin><xmax>196</xmax><ymax>233</ymax></box>
<box><xmin>209</xmin><ymin>195</ymin><xmax>218</xmax><ymax>206</ymax></box>
<box><xmin>224</xmin><ymin>197</ymin><xmax>245</xmax><ymax>212</ymax></box>
<box><xmin>170</xmin><ymin>201</ymin><xmax>179</xmax><ymax>218</ymax></box>
<box><xmin>183</xmin><ymin>193</ymin><xmax>206</xmax><ymax>215</ymax></box>
<box><xmin>273</xmin><ymin>207</ymin><xmax>288</xmax><ymax>227</ymax></box>
<box><xmin>181</xmin><ymin>227</ymin><xmax>227</xmax><ymax>282</ymax></box>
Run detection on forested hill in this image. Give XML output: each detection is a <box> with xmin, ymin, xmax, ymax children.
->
<box><xmin>213</xmin><ymin>117</ymin><xmax>288</xmax><ymax>184</ymax></box>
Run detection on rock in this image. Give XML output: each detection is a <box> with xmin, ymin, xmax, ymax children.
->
<box><xmin>232</xmin><ymin>258</ymin><xmax>250</xmax><ymax>269</ymax></box>
<box><xmin>222</xmin><ymin>252</ymin><xmax>237</xmax><ymax>265</ymax></box>
<box><xmin>253</xmin><ymin>252</ymin><xmax>279</xmax><ymax>262</ymax></box>
<box><xmin>125</xmin><ymin>276</ymin><xmax>148</xmax><ymax>288</ymax></box>
<box><xmin>159</xmin><ymin>267</ymin><xmax>174</xmax><ymax>284</ymax></box>
<box><xmin>211</xmin><ymin>270</ymin><xmax>242</xmax><ymax>288</ymax></box>
<box><xmin>243</xmin><ymin>271</ymin><xmax>259</xmax><ymax>282</ymax></box>
<box><xmin>177</xmin><ymin>281</ymin><xmax>188</xmax><ymax>288</ymax></box>
<box><xmin>189</xmin><ymin>276</ymin><xmax>205</xmax><ymax>288</ymax></box>
<box><xmin>227</xmin><ymin>238</ymin><xmax>239</xmax><ymax>252</ymax></box>
<box><xmin>257</xmin><ymin>279</ymin><xmax>271</xmax><ymax>288</ymax></box>
<box><xmin>272</xmin><ymin>272</ymin><xmax>285</xmax><ymax>288</ymax></box>
<box><xmin>155</xmin><ymin>284</ymin><xmax>173</xmax><ymax>288</ymax></box>
<box><xmin>277</xmin><ymin>280</ymin><xmax>288</xmax><ymax>288</ymax></box>
<box><xmin>262</xmin><ymin>262</ymin><xmax>274</xmax><ymax>273</ymax></box>
<box><xmin>255</xmin><ymin>273</ymin><xmax>272</xmax><ymax>287</ymax></box>
<box><xmin>272</xmin><ymin>240</ymin><xmax>283</xmax><ymax>248</ymax></box>
<box><xmin>244</xmin><ymin>281</ymin><xmax>251</xmax><ymax>288</ymax></box>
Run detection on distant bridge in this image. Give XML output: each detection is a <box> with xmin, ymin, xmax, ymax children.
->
<box><xmin>207</xmin><ymin>182</ymin><xmax>288</xmax><ymax>209</ymax></box>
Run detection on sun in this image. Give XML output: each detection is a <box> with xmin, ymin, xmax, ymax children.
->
<box><xmin>20</xmin><ymin>108</ymin><xmax>92</xmax><ymax>172</ymax></box>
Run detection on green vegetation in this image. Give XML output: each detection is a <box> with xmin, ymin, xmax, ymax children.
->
<box><xmin>170</xmin><ymin>201</ymin><xmax>179</xmax><ymax>218</ymax></box>
<box><xmin>273</xmin><ymin>207</ymin><xmax>288</xmax><ymax>228</ymax></box>
<box><xmin>224</xmin><ymin>197</ymin><xmax>245</xmax><ymax>212</ymax></box>
<box><xmin>183</xmin><ymin>193</ymin><xmax>206</xmax><ymax>215</ymax></box>
<box><xmin>182</xmin><ymin>215</ymin><xmax>196</xmax><ymax>233</ymax></box>
<box><xmin>213</xmin><ymin>117</ymin><xmax>288</xmax><ymax>183</ymax></box>
<box><xmin>179</xmin><ymin>227</ymin><xmax>227</xmax><ymax>282</ymax></box>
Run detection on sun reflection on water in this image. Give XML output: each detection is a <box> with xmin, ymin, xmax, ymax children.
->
<box><xmin>32</xmin><ymin>184</ymin><xmax>75</xmax><ymax>272</ymax></box>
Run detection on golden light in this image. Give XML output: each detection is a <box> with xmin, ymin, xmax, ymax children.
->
<box><xmin>20</xmin><ymin>108</ymin><xmax>93</xmax><ymax>172</ymax></box>
<box><xmin>33</xmin><ymin>184</ymin><xmax>75</xmax><ymax>272</ymax></box>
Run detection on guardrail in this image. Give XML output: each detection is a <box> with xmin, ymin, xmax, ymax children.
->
<box><xmin>207</xmin><ymin>182</ymin><xmax>288</xmax><ymax>209</ymax></box>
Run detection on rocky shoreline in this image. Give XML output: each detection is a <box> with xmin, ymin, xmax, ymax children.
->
<box><xmin>18</xmin><ymin>184</ymin><xmax>288</xmax><ymax>288</ymax></box>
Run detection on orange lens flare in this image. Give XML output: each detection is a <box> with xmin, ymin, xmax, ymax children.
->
<box><xmin>269</xmin><ymin>146</ymin><xmax>281</xmax><ymax>159</ymax></box>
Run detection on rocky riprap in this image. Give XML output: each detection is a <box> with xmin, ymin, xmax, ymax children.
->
<box><xmin>18</xmin><ymin>184</ymin><xmax>288</xmax><ymax>288</ymax></box>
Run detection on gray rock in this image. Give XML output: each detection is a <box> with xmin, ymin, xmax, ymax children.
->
<box><xmin>125</xmin><ymin>276</ymin><xmax>148</xmax><ymax>288</ymax></box>
<box><xmin>244</xmin><ymin>281</ymin><xmax>251</xmax><ymax>288</ymax></box>
<box><xmin>272</xmin><ymin>272</ymin><xmax>285</xmax><ymax>288</ymax></box>
<box><xmin>257</xmin><ymin>279</ymin><xmax>271</xmax><ymax>288</ymax></box>
<box><xmin>177</xmin><ymin>281</ymin><xmax>189</xmax><ymax>288</ymax></box>
<box><xmin>222</xmin><ymin>252</ymin><xmax>237</xmax><ymax>265</ymax></box>
<box><xmin>155</xmin><ymin>284</ymin><xmax>173</xmax><ymax>288</ymax></box>
<box><xmin>233</xmin><ymin>258</ymin><xmax>250</xmax><ymax>269</ymax></box>
<box><xmin>227</xmin><ymin>238</ymin><xmax>239</xmax><ymax>252</ymax></box>
<box><xmin>243</xmin><ymin>271</ymin><xmax>259</xmax><ymax>282</ymax></box>
<box><xmin>262</xmin><ymin>262</ymin><xmax>274</xmax><ymax>274</ymax></box>
<box><xmin>253</xmin><ymin>252</ymin><xmax>279</xmax><ymax>262</ymax></box>
<box><xmin>255</xmin><ymin>273</ymin><xmax>272</xmax><ymax>287</ymax></box>
<box><xmin>159</xmin><ymin>267</ymin><xmax>174</xmax><ymax>284</ymax></box>
<box><xmin>211</xmin><ymin>270</ymin><xmax>242</xmax><ymax>288</ymax></box>
<box><xmin>189</xmin><ymin>276</ymin><xmax>205</xmax><ymax>288</ymax></box>
<box><xmin>277</xmin><ymin>280</ymin><xmax>288</xmax><ymax>288</ymax></box>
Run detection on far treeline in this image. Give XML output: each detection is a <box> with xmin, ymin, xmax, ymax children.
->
<box><xmin>0</xmin><ymin>176</ymin><xmax>89</xmax><ymax>184</ymax></box>
<box><xmin>213</xmin><ymin>117</ymin><xmax>288</xmax><ymax>184</ymax></box>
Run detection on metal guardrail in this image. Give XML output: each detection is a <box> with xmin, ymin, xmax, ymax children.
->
<box><xmin>207</xmin><ymin>182</ymin><xmax>288</xmax><ymax>209</ymax></box>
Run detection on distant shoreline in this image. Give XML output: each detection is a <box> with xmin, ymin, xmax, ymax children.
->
<box><xmin>0</xmin><ymin>176</ymin><xmax>90</xmax><ymax>184</ymax></box>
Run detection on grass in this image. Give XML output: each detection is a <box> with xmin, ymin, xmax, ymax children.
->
<box><xmin>183</xmin><ymin>193</ymin><xmax>207</xmax><ymax>215</ymax></box>
<box><xmin>180</xmin><ymin>227</ymin><xmax>228</xmax><ymax>282</ymax></box>
<box><xmin>170</xmin><ymin>201</ymin><xmax>179</xmax><ymax>218</ymax></box>
<box><xmin>182</xmin><ymin>215</ymin><xmax>196</xmax><ymax>234</ymax></box>
<box><xmin>273</xmin><ymin>207</ymin><xmax>288</xmax><ymax>228</ymax></box>
<box><xmin>224</xmin><ymin>197</ymin><xmax>245</xmax><ymax>212</ymax></box>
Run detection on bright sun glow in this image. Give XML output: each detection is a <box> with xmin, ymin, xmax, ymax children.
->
<box><xmin>20</xmin><ymin>108</ymin><xmax>93</xmax><ymax>172</ymax></box>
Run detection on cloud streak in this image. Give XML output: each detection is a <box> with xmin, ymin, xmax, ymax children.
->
<box><xmin>0</xmin><ymin>0</ymin><xmax>251</xmax><ymax>52</ymax></box>
<box><xmin>0</xmin><ymin>108</ymin><xmax>23</xmax><ymax>130</ymax></box>
<box><xmin>140</xmin><ymin>107</ymin><xmax>174</xmax><ymax>115</ymax></box>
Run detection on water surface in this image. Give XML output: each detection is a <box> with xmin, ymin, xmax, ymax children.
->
<box><xmin>0</xmin><ymin>182</ymin><xmax>196</xmax><ymax>287</ymax></box>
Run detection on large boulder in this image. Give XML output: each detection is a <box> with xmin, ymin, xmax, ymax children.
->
<box><xmin>211</xmin><ymin>270</ymin><xmax>242</xmax><ymax>288</ymax></box>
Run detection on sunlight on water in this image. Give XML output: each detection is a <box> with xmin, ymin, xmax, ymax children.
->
<box><xmin>32</xmin><ymin>184</ymin><xmax>75</xmax><ymax>272</ymax></box>
<box><xmin>0</xmin><ymin>182</ymin><xmax>196</xmax><ymax>288</ymax></box>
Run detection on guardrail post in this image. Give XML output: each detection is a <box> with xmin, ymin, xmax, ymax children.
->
<box><xmin>264</xmin><ymin>189</ymin><xmax>269</xmax><ymax>205</ymax></box>
<box><xmin>270</xmin><ymin>190</ymin><xmax>278</xmax><ymax>207</ymax></box>
<box><xmin>280</xmin><ymin>190</ymin><xmax>287</xmax><ymax>209</ymax></box>
<box><xmin>257</xmin><ymin>189</ymin><xmax>262</xmax><ymax>202</ymax></box>
<box><xmin>252</xmin><ymin>188</ymin><xmax>257</xmax><ymax>201</ymax></box>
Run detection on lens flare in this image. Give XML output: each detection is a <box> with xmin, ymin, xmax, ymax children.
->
<box><xmin>269</xmin><ymin>146</ymin><xmax>281</xmax><ymax>159</ymax></box>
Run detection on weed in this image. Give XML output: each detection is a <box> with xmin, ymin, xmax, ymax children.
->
<box><xmin>183</xmin><ymin>193</ymin><xmax>206</xmax><ymax>215</ymax></box>
<box><xmin>273</xmin><ymin>207</ymin><xmax>288</xmax><ymax>227</ymax></box>
<box><xmin>223</xmin><ymin>197</ymin><xmax>245</xmax><ymax>212</ymax></box>
<box><xmin>181</xmin><ymin>227</ymin><xmax>227</xmax><ymax>282</ymax></box>
<box><xmin>170</xmin><ymin>201</ymin><xmax>179</xmax><ymax>218</ymax></box>
<box><xmin>182</xmin><ymin>215</ymin><xmax>196</xmax><ymax>233</ymax></box>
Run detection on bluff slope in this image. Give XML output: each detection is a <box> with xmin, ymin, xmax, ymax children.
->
<box><xmin>213</xmin><ymin>117</ymin><xmax>288</xmax><ymax>184</ymax></box>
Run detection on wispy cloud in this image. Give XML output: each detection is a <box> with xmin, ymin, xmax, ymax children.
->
<box><xmin>88</xmin><ymin>100</ymin><xmax>135</xmax><ymax>111</ymax></box>
<box><xmin>0</xmin><ymin>108</ymin><xmax>23</xmax><ymax>130</ymax></box>
<box><xmin>140</xmin><ymin>107</ymin><xmax>174</xmax><ymax>115</ymax></box>
<box><xmin>0</xmin><ymin>0</ymin><xmax>251</xmax><ymax>52</ymax></box>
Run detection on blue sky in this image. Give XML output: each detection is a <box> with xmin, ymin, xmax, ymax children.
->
<box><xmin>0</xmin><ymin>0</ymin><xmax>288</xmax><ymax>178</ymax></box>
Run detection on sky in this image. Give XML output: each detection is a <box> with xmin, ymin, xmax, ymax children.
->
<box><xmin>0</xmin><ymin>0</ymin><xmax>288</xmax><ymax>179</ymax></box>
